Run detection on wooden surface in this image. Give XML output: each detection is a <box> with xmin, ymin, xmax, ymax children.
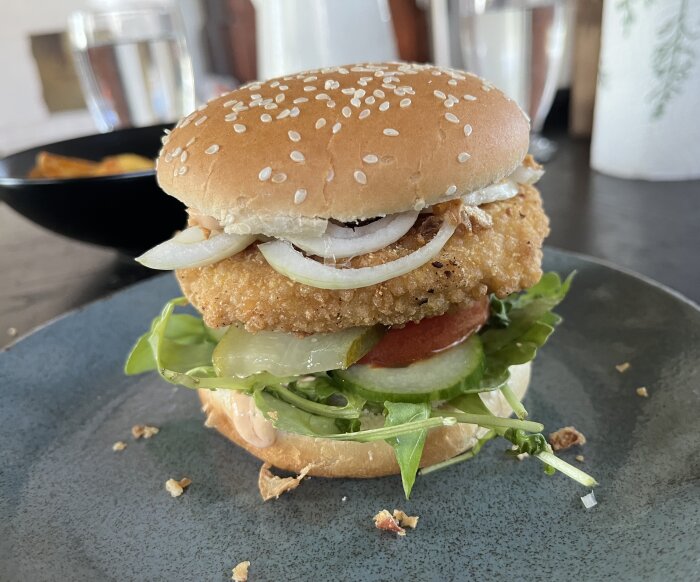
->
<box><xmin>570</xmin><ymin>0</ymin><xmax>603</xmax><ymax>136</ymax></box>
<box><xmin>1</xmin><ymin>133</ymin><xmax>698</xmax><ymax>349</ymax></box>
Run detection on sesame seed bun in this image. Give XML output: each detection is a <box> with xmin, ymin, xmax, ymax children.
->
<box><xmin>198</xmin><ymin>363</ymin><xmax>530</xmax><ymax>479</ymax></box>
<box><xmin>157</xmin><ymin>62</ymin><xmax>530</xmax><ymax>231</ymax></box>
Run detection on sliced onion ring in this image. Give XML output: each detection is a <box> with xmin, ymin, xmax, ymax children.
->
<box><xmin>258</xmin><ymin>219</ymin><xmax>457</xmax><ymax>290</ymax></box>
<box><xmin>136</xmin><ymin>226</ymin><xmax>255</xmax><ymax>270</ymax></box>
<box><xmin>462</xmin><ymin>181</ymin><xmax>520</xmax><ymax>206</ymax></box>
<box><xmin>510</xmin><ymin>164</ymin><xmax>544</xmax><ymax>185</ymax></box>
<box><xmin>286</xmin><ymin>211</ymin><xmax>419</xmax><ymax>259</ymax></box>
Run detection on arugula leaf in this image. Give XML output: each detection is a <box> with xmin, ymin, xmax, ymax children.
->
<box><xmin>480</xmin><ymin>272</ymin><xmax>573</xmax><ymax>379</ymax></box>
<box><xmin>384</xmin><ymin>401</ymin><xmax>431</xmax><ymax>499</ymax></box>
<box><xmin>253</xmin><ymin>389</ymin><xmax>343</xmax><ymax>436</ymax></box>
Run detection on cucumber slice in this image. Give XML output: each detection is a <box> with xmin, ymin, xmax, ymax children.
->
<box><xmin>213</xmin><ymin>324</ymin><xmax>383</xmax><ymax>378</ymax></box>
<box><xmin>331</xmin><ymin>335</ymin><xmax>484</xmax><ymax>403</ymax></box>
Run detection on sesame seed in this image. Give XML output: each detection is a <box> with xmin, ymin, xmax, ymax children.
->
<box><xmin>382</xmin><ymin>83</ymin><xmax>396</xmax><ymax>89</ymax></box>
<box><xmin>315</xmin><ymin>118</ymin><xmax>327</xmax><ymax>129</ymax></box>
<box><xmin>400</xmin><ymin>98</ymin><xmax>411</xmax><ymax>108</ymax></box>
<box><xmin>373</xmin><ymin>89</ymin><xmax>385</xmax><ymax>98</ymax></box>
<box><xmin>463</xmin><ymin>124</ymin><xmax>473</xmax><ymax>136</ymax></box>
<box><xmin>260</xmin><ymin>113</ymin><xmax>272</xmax><ymax>123</ymax></box>
<box><xmin>250</xmin><ymin>93</ymin><xmax>261</xmax><ymax>100</ymax></box>
<box><xmin>258</xmin><ymin>167</ymin><xmax>272</xmax><ymax>181</ymax></box>
<box><xmin>326</xmin><ymin>100</ymin><xmax>336</xmax><ymax>108</ymax></box>
<box><xmin>432</xmin><ymin>70</ymin><xmax>442</xmax><ymax>76</ymax></box>
<box><xmin>205</xmin><ymin>144</ymin><xmax>220</xmax><ymax>155</ymax></box>
<box><xmin>448</xmin><ymin>79</ymin><xmax>457</xmax><ymax>86</ymax></box>
<box><xmin>445</xmin><ymin>184</ymin><xmax>457</xmax><ymax>196</ymax></box>
<box><xmin>290</xmin><ymin>107</ymin><xmax>300</xmax><ymax>117</ymax></box>
<box><xmin>354</xmin><ymin>170</ymin><xmax>367</xmax><ymax>185</ymax></box>
<box><xmin>293</xmin><ymin>97</ymin><xmax>309</xmax><ymax>104</ymax></box>
<box><xmin>276</xmin><ymin>109</ymin><xmax>291</xmax><ymax>119</ymax></box>
<box><xmin>445</xmin><ymin>112</ymin><xmax>460</xmax><ymax>124</ymax></box>
<box><xmin>341</xmin><ymin>88</ymin><xmax>355</xmax><ymax>95</ymax></box>
<box><xmin>288</xmin><ymin>130</ymin><xmax>301</xmax><ymax>142</ymax></box>
<box><xmin>332</xmin><ymin>122</ymin><xmax>342</xmax><ymax>134</ymax></box>
<box><xmin>294</xmin><ymin>188</ymin><xmax>307</xmax><ymax>204</ymax></box>
<box><xmin>434</xmin><ymin>90</ymin><xmax>446</xmax><ymax>100</ymax></box>
<box><xmin>363</xmin><ymin>154</ymin><xmax>379</xmax><ymax>164</ymax></box>
<box><xmin>279</xmin><ymin>85</ymin><xmax>289</xmax><ymax>90</ymax></box>
<box><xmin>180</xmin><ymin>151</ymin><xmax>188</xmax><ymax>163</ymax></box>
<box><xmin>379</xmin><ymin>101</ymin><xmax>390</xmax><ymax>111</ymax></box>
<box><xmin>290</xmin><ymin>150</ymin><xmax>305</xmax><ymax>162</ymax></box>
<box><xmin>326</xmin><ymin>167</ymin><xmax>335</xmax><ymax>181</ymax></box>
<box><xmin>178</xmin><ymin>166</ymin><xmax>188</xmax><ymax>176</ymax></box>
<box><xmin>359</xmin><ymin>109</ymin><xmax>370</xmax><ymax>119</ymax></box>
<box><xmin>315</xmin><ymin>93</ymin><xmax>330</xmax><ymax>100</ymax></box>
<box><xmin>383</xmin><ymin>128</ymin><xmax>399</xmax><ymax>136</ymax></box>
<box><xmin>303</xmin><ymin>75</ymin><xmax>317</xmax><ymax>82</ymax></box>
<box><xmin>351</xmin><ymin>98</ymin><xmax>361</xmax><ymax>108</ymax></box>
<box><xmin>482</xmin><ymin>84</ymin><xmax>492</xmax><ymax>92</ymax></box>
<box><xmin>186</xmin><ymin>136</ymin><xmax>196</xmax><ymax>145</ymax></box>
<box><xmin>342</xmin><ymin>106</ymin><xmax>352</xmax><ymax>118</ymax></box>
<box><xmin>303</xmin><ymin>86</ymin><xmax>316</xmax><ymax>92</ymax></box>
<box><xmin>172</xmin><ymin>146</ymin><xmax>182</xmax><ymax>156</ymax></box>
<box><xmin>458</xmin><ymin>152</ymin><xmax>471</xmax><ymax>163</ymax></box>
<box><xmin>264</xmin><ymin>103</ymin><xmax>278</xmax><ymax>110</ymax></box>
<box><xmin>224</xmin><ymin>112</ymin><xmax>238</xmax><ymax>121</ymax></box>
<box><xmin>272</xmin><ymin>172</ymin><xmax>287</xmax><ymax>183</ymax></box>
<box><xmin>354</xmin><ymin>89</ymin><xmax>366</xmax><ymax>98</ymax></box>
<box><xmin>233</xmin><ymin>124</ymin><xmax>246</xmax><ymax>133</ymax></box>
<box><xmin>270</xmin><ymin>81</ymin><xmax>279</xmax><ymax>88</ymax></box>
<box><xmin>365</xmin><ymin>96</ymin><xmax>376</xmax><ymax>105</ymax></box>
<box><xmin>223</xmin><ymin>100</ymin><xmax>237</xmax><ymax>107</ymax></box>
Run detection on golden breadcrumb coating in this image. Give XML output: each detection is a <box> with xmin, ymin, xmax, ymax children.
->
<box><xmin>176</xmin><ymin>184</ymin><xmax>549</xmax><ymax>334</ymax></box>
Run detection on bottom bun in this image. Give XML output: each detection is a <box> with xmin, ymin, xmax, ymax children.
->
<box><xmin>198</xmin><ymin>363</ymin><xmax>531</xmax><ymax>478</ymax></box>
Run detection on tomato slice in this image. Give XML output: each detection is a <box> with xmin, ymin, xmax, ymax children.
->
<box><xmin>358</xmin><ymin>297</ymin><xmax>490</xmax><ymax>368</ymax></box>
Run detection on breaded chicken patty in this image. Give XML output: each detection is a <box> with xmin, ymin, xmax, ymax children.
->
<box><xmin>177</xmin><ymin>184</ymin><xmax>548</xmax><ymax>334</ymax></box>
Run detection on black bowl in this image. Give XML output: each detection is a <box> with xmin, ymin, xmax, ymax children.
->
<box><xmin>0</xmin><ymin>125</ymin><xmax>187</xmax><ymax>256</ymax></box>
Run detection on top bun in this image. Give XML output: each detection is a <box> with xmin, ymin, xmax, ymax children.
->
<box><xmin>157</xmin><ymin>62</ymin><xmax>529</xmax><ymax>227</ymax></box>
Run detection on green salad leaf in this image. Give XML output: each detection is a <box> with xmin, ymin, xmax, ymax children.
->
<box><xmin>480</xmin><ymin>272</ymin><xmax>574</xmax><ymax>383</ymax></box>
<box><xmin>384</xmin><ymin>402</ymin><xmax>431</xmax><ymax>499</ymax></box>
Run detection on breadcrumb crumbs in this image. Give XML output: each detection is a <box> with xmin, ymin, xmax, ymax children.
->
<box><xmin>373</xmin><ymin>509</ymin><xmax>420</xmax><ymax>536</ymax></box>
<box><xmin>615</xmin><ymin>362</ymin><xmax>631</xmax><ymax>373</ymax></box>
<box><xmin>112</xmin><ymin>441</ymin><xmax>127</xmax><ymax>452</ymax></box>
<box><xmin>575</xmin><ymin>455</ymin><xmax>585</xmax><ymax>463</ymax></box>
<box><xmin>165</xmin><ymin>477</ymin><xmax>192</xmax><ymax>497</ymax></box>
<box><xmin>548</xmin><ymin>426</ymin><xmax>587</xmax><ymax>451</ymax></box>
<box><xmin>232</xmin><ymin>560</ymin><xmax>250</xmax><ymax>581</ymax></box>
<box><xmin>636</xmin><ymin>387</ymin><xmax>649</xmax><ymax>398</ymax></box>
<box><xmin>393</xmin><ymin>509</ymin><xmax>419</xmax><ymax>529</ymax></box>
<box><xmin>132</xmin><ymin>424</ymin><xmax>160</xmax><ymax>439</ymax></box>
<box><xmin>373</xmin><ymin>509</ymin><xmax>405</xmax><ymax>536</ymax></box>
<box><xmin>258</xmin><ymin>462</ymin><xmax>312</xmax><ymax>501</ymax></box>
<box><xmin>7</xmin><ymin>327</ymin><xmax>17</xmax><ymax>337</ymax></box>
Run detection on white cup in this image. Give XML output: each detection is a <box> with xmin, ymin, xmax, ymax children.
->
<box><xmin>591</xmin><ymin>0</ymin><xmax>700</xmax><ymax>180</ymax></box>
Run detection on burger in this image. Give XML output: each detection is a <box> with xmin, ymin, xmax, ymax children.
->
<box><xmin>126</xmin><ymin>62</ymin><xmax>595</xmax><ymax>497</ymax></box>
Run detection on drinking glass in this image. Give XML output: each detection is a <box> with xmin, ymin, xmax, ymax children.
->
<box><xmin>68</xmin><ymin>3</ymin><xmax>195</xmax><ymax>132</ymax></box>
<box><xmin>457</xmin><ymin>0</ymin><xmax>569</xmax><ymax>160</ymax></box>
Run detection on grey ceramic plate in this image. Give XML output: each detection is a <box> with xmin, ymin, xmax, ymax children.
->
<box><xmin>1</xmin><ymin>249</ymin><xmax>699</xmax><ymax>581</ymax></box>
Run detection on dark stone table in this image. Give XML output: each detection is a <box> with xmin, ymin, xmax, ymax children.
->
<box><xmin>1</xmin><ymin>133</ymin><xmax>698</xmax><ymax>348</ymax></box>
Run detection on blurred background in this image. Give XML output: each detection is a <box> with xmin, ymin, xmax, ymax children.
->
<box><xmin>1</xmin><ymin>0</ymin><xmax>698</xmax><ymax>346</ymax></box>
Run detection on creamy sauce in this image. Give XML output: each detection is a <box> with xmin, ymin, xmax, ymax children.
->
<box><xmin>220</xmin><ymin>391</ymin><xmax>277</xmax><ymax>448</ymax></box>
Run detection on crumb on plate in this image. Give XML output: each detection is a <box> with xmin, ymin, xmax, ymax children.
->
<box><xmin>393</xmin><ymin>509</ymin><xmax>419</xmax><ymax>529</ymax></box>
<box><xmin>112</xmin><ymin>441</ymin><xmax>127</xmax><ymax>452</ymax></box>
<box><xmin>232</xmin><ymin>560</ymin><xmax>250</xmax><ymax>581</ymax></box>
<box><xmin>373</xmin><ymin>509</ymin><xmax>405</xmax><ymax>536</ymax></box>
<box><xmin>7</xmin><ymin>327</ymin><xmax>17</xmax><ymax>337</ymax></box>
<box><xmin>636</xmin><ymin>387</ymin><xmax>649</xmax><ymax>398</ymax></box>
<box><xmin>615</xmin><ymin>362</ymin><xmax>631</xmax><ymax>373</ymax></box>
<box><xmin>165</xmin><ymin>477</ymin><xmax>192</xmax><ymax>497</ymax></box>
<box><xmin>575</xmin><ymin>454</ymin><xmax>585</xmax><ymax>462</ymax></box>
<box><xmin>548</xmin><ymin>426</ymin><xmax>587</xmax><ymax>451</ymax></box>
<box><xmin>258</xmin><ymin>462</ymin><xmax>312</xmax><ymax>501</ymax></box>
<box><xmin>132</xmin><ymin>424</ymin><xmax>160</xmax><ymax>439</ymax></box>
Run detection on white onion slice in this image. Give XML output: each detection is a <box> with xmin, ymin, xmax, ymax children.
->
<box><xmin>462</xmin><ymin>181</ymin><xmax>519</xmax><ymax>206</ymax></box>
<box><xmin>286</xmin><ymin>211</ymin><xmax>419</xmax><ymax>259</ymax></box>
<box><xmin>136</xmin><ymin>226</ymin><xmax>255</xmax><ymax>270</ymax></box>
<box><xmin>510</xmin><ymin>164</ymin><xmax>544</xmax><ymax>185</ymax></box>
<box><xmin>258</xmin><ymin>220</ymin><xmax>457</xmax><ymax>289</ymax></box>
